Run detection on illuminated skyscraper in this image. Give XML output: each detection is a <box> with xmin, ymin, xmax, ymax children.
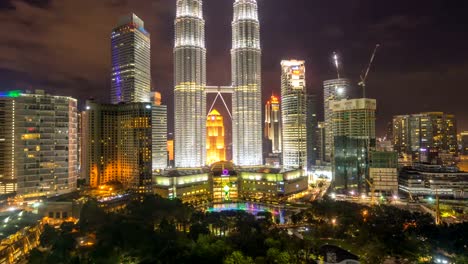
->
<box><xmin>151</xmin><ymin>92</ymin><xmax>168</xmax><ymax>170</ymax></box>
<box><xmin>0</xmin><ymin>90</ymin><xmax>78</xmax><ymax>196</ymax></box>
<box><xmin>306</xmin><ymin>94</ymin><xmax>319</xmax><ymax>170</ymax></box>
<box><xmin>323</xmin><ymin>78</ymin><xmax>350</xmax><ymax>162</ymax></box>
<box><xmin>111</xmin><ymin>13</ymin><xmax>151</xmax><ymax>104</ymax></box>
<box><xmin>82</xmin><ymin>101</ymin><xmax>153</xmax><ymax>192</ymax></box>
<box><xmin>167</xmin><ymin>139</ymin><xmax>174</xmax><ymax>167</ymax></box>
<box><xmin>232</xmin><ymin>0</ymin><xmax>262</xmax><ymax>166</ymax></box>
<box><xmin>317</xmin><ymin>122</ymin><xmax>326</xmax><ymax>162</ymax></box>
<box><xmin>0</xmin><ymin>95</ymin><xmax>15</xmax><ymax>194</ymax></box>
<box><xmin>461</xmin><ymin>131</ymin><xmax>468</xmax><ymax>155</ymax></box>
<box><xmin>281</xmin><ymin>60</ymin><xmax>307</xmax><ymax>169</ymax></box>
<box><xmin>174</xmin><ymin>0</ymin><xmax>206</xmax><ymax>167</ymax></box>
<box><xmin>206</xmin><ymin>109</ymin><xmax>226</xmax><ymax>165</ymax></box>
<box><xmin>393</xmin><ymin>112</ymin><xmax>457</xmax><ymax>162</ymax></box>
<box><xmin>265</xmin><ymin>96</ymin><xmax>282</xmax><ymax>154</ymax></box>
<box><xmin>331</xmin><ymin>98</ymin><xmax>376</xmax><ymax>189</ymax></box>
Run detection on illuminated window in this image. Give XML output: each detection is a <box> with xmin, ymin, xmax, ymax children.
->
<box><xmin>21</xmin><ymin>134</ymin><xmax>40</xmax><ymax>140</ymax></box>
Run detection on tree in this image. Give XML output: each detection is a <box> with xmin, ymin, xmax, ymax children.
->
<box><xmin>189</xmin><ymin>222</ymin><xmax>210</xmax><ymax>240</ymax></box>
<box><xmin>27</xmin><ymin>248</ymin><xmax>46</xmax><ymax>264</ymax></box>
<box><xmin>266</xmin><ymin>248</ymin><xmax>291</xmax><ymax>264</ymax></box>
<box><xmin>79</xmin><ymin>199</ymin><xmax>106</xmax><ymax>232</ymax></box>
<box><xmin>454</xmin><ymin>255</ymin><xmax>468</xmax><ymax>264</ymax></box>
<box><xmin>224</xmin><ymin>251</ymin><xmax>255</xmax><ymax>264</ymax></box>
<box><xmin>40</xmin><ymin>224</ymin><xmax>58</xmax><ymax>247</ymax></box>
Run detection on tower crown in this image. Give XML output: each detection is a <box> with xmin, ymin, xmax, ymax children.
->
<box><xmin>176</xmin><ymin>0</ymin><xmax>203</xmax><ymax>19</ymax></box>
<box><xmin>233</xmin><ymin>0</ymin><xmax>258</xmax><ymax>22</ymax></box>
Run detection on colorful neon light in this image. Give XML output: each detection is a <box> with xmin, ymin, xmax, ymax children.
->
<box><xmin>0</xmin><ymin>90</ymin><xmax>21</xmax><ymax>98</ymax></box>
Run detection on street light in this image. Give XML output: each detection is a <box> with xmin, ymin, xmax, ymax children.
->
<box><xmin>362</xmin><ymin>210</ymin><xmax>369</xmax><ymax>222</ymax></box>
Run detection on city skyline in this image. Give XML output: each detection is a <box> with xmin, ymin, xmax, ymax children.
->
<box><xmin>0</xmin><ymin>2</ymin><xmax>466</xmax><ymax>262</ymax></box>
<box><xmin>0</xmin><ymin>0</ymin><xmax>467</xmax><ymax>135</ymax></box>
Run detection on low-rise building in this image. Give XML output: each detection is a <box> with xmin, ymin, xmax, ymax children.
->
<box><xmin>153</xmin><ymin>163</ymin><xmax>309</xmax><ymax>204</ymax></box>
<box><xmin>239</xmin><ymin>169</ymin><xmax>308</xmax><ymax>202</ymax></box>
<box><xmin>399</xmin><ymin>164</ymin><xmax>468</xmax><ymax>199</ymax></box>
<box><xmin>370</xmin><ymin>151</ymin><xmax>398</xmax><ymax>195</ymax></box>
<box><xmin>154</xmin><ymin>169</ymin><xmax>211</xmax><ymax>205</ymax></box>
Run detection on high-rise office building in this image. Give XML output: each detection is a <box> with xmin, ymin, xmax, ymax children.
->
<box><xmin>167</xmin><ymin>138</ymin><xmax>174</xmax><ymax>168</ymax></box>
<box><xmin>331</xmin><ymin>98</ymin><xmax>376</xmax><ymax>190</ymax></box>
<box><xmin>82</xmin><ymin>101</ymin><xmax>152</xmax><ymax>193</ymax></box>
<box><xmin>174</xmin><ymin>0</ymin><xmax>207</xmax><ymax>168</ymax></box>
<box><xmin>151</xmin><ymin>92</ymin><xmax>168</xmax><ymax>170</ymax></box>
<box><xmin>317</xmin><ymin>122</ymin><xmax>326</xmax><ymax>163</ymax></box>
<box><xmin>264</xmin><ymin>95</ymin><xmax>282</xmax><ymax>154</ymax></box>
<box><xmin>232</xmin><ymin>0</ymin><xmax>263</xmax><ymax>166</ymax></box>
<box><xmin>281</xmin><ymin>60</ymin><xmax>307</xmax><ymax>169</ymax></box>
<box><xmin>393</xmin><ymin>112</ymin><xmax>457</xmax><ymax>162</ymax></box>
<box><xmin>306</xmin><ymin>94</ymin><xmax>319</xmax><ymax>171</ymax></box>
<box><xmin>0</xmin><ymin>93</ymin><xmax>16</xmax><ymax>195</ymax></box>
<box><xmin>323</xmin><ymin>78</ymin><xmax>350</xmax><ymax>162</ymax></box>
<box><xmin>0</xmin><ymin>90</ymin><xmax>78</xmax><ymax>197</ymax></box>
<box><xmin>111</xmin><ymin>13</ymin><xmax>151</xmax><ymax>104</ymax></box>
<box><xmin>460</xmin><ymin>131</ymin><xmax>468</xmax><ymax>155</ymax></box>
<box><xmin>206</xmin><ymin>109</ymin><xmax>226</xmax><ymax>165</ymax></box>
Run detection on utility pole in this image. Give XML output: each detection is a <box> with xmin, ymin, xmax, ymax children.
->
<box><xmin>435</xmin><ymin>189</ymin><xmax>442</xmax><ymax>225</ymax></box>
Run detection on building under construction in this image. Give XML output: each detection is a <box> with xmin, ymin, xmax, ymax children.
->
<box><xmin>331</xmin><ymin>98</ymin><xmax>376</xmax><ymax>190</ymax></box>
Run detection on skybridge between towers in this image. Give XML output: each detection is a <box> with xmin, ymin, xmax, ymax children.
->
<box><xmin>205</xmin><ymin>86</ymin><xmax>234</xmax><ymax>119</ymax></box>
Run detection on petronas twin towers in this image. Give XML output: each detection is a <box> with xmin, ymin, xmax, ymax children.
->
<box><xmin>175</xmin><ymin>0</ymin><xmax>262</xmax><ymax>168</ymax></box>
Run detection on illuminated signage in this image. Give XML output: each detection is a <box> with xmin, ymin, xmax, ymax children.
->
<box><xmin>0</xmin><ymin>90</ymin><xmax>21</xmax><ymax>98</ymax></box>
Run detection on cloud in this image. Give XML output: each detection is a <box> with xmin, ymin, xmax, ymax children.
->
<box><xmin>0</xmin><ymin>0</ymin><xmax>173</xmax><ymax>102</ymax></box>
<box><xmin>367</xmin><ymin>15</ymin><xmax>431</xmax><ymax>47</ymax></box>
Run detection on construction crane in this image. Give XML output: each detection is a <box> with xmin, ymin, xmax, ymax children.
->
<box><xmin>358</xmin><ymin>44</ymin><xmax>380</xmax><ymax>98</ymax></box>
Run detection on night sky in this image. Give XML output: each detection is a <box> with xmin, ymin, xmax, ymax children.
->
<box><xmin>0</xmin><ymin>0</ymin><xmax>467</xmax><ymax>136</ymax></box>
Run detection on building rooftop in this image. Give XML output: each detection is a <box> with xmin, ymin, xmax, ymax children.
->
<box><xmin>0</xmin><ymin>210</ymin><xmax>41</xmax><ymax>240</ymax></box>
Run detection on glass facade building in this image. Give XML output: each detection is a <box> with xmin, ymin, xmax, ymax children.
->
<box><xmin>369</xmin><ymin>151</ymin><xmax>398</xmax><ymax>194</ymax></box>
<box><xmin>111</xmin><ymin>13</ymin><xmax>151</xmax><ymax>104</ymax></box>
<box><xmin>232</xmin><ymin>0</ymin><xmax>263</xmax><ymax>166</ymax></box>
<box><xmin>174</xmin><ymin>0</ymin><xmax>207</xmax><ymax>168</ymax></box>
<box><xmin>323</xmin><ymin>78</ymin><xmax>350</xmax><ymax>162</ymax></box>
<box><xmin>0</xmin><ymin>90</ymin><xmax>77</xmax><ymax>197</ymax></box>
<box><xmin>281</xmin><ymin>60</ymin><xmax>307</xmax><ymax>169</ymax></box>
<box><xmin>331</xmin><ymin>98</ymin><xmax>376</xmax><ymax>190</ymax></box>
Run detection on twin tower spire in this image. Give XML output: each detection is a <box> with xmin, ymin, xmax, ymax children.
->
<box><xmin>174</xmin><ymin>0</ymin><xmax>262</xmax><ymax>168</ymax></box>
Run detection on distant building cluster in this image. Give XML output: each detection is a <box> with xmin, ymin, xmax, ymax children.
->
<box><xmin>0</xmin><ymin>0</ymin><xmax>466</xmax><ymax>203</ymax></box>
